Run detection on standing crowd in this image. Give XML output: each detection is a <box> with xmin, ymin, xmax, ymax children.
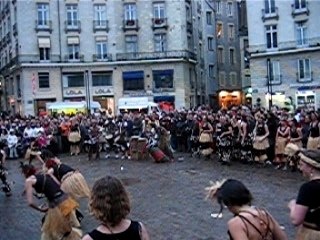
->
<box><xmin>0</xmin><ymin>103</ymin><xmax>319</xmax><ymax>240</ymax></box>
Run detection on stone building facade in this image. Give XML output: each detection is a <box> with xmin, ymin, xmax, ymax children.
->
<box><xmin>0</xmin><ymin>0</ymin><xmax>217</xmax><ymax>115</ymax></box>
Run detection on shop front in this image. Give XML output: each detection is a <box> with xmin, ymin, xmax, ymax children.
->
<box><xmin>154</xmin><ymin>95</ymin><xmax>175</xmax><ymax>111</ymax></box>
<box><xmin>34</xmin><ymin>98</ymin><xmax>56</xmax><ymax>116</ymax></box>
<box><xmin>218</xmin><ymin>90</ymin><xmax>242</xmax><ymax>108</ymax></box>
<box><xmin>92</xmin><ymin>86</ymin><xmax>115</xmax><ymax>114</ymax></box>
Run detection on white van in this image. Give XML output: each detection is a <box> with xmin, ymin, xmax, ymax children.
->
<box><xmin>117</xmin><ymin>97</ymin><xmax>161</xmax><ymax>115</ymax></box>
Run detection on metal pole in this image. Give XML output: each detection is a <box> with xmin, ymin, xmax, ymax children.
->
<box><xmin>267</xmin><ymin>58</ymin><xmax>271</xmax><ymax>111</ymax></box>
<box><xmin>85</xmin><ymin>70</ymin><xmax>90</xmax><ymax>114</ymax></box>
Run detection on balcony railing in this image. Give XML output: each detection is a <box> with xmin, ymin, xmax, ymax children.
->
<box><xmin>151</xmin><ymin>18</ymin><xmax>168</xmax><ymax>29</ymax></box>
<box><xmin>65</xmin><ymin>20</ymin><xmax>81</xmax><ymax>32</ymax></box>
<box><xmin>92</xmin><ymin>53</ymin><xmax>112</xmax><ymax>62</ymax></box>
<box><xmin>186</xmin><ymin>21</ymin><xmax>193</xmax><ymax>33</ymax></box>
<box><xmin>35</xmin><ymin>20</ymin><xmax>52</xmax><ymax>32</ymax></box>
<box><xmin>12</xmin><ymin>23</ymin><xmax>17</xmax><ymax>35</ymax></box>
<box><xmin>64</xmin><ymin>54</ymin><xmax>84</xmax><ymax>62</ymax></box>
<box><xmin>116</xmin><ymin>50</ymin><xmax>196</xmax><ymax>61</ymax></box>
<box><xmin>292</xmin><ymin>2</ymin><xmax>309</xmax><ymax>16</ymax></box>
<box><xmin>248</xmin><ymin>37</ymin><xmax>320</xmax><ymax>53</ymax></box>
<box><xmin>261</xmin><ymin>7</ymin><xmax>279</xmax><ymax>22</ymax></box>
<box><xmin>123</xmin><ymin>19</ymin><xmax>139</xmax><ymax>31</ymax></box>
<box><xmin>93</xmin><ymin>20</ymin><xmax>109</xmax><ymax>32</ymax></box>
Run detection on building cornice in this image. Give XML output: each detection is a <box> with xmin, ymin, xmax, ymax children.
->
<box><xmin>20</xmin><ymin>58</ymin><xmax>195</xmax><ymax>68</ymax></box>
<box><xmin>250</xmin><ymin>46</ymin><xmax>320</xmax><ymax>58</ymax></box>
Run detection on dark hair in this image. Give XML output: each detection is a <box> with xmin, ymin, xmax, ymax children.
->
<box><xmin>89</xmin><ymin>176</ymin><xmax>131</xmax><ymax>227</ymax></box>
<box><xmin>40</xmin><ymin>149</ymin><xmax>55</xmax><ymax>161</ymax></box>
<box><xmin>20</xmin><ymin>163</ymin><xmax>36</xmax><ymax>178</ymax></box>
<box><xmin>217</xmin><ymin>179</ymin><xmax>253</xmax><ymax>208</ymax></box>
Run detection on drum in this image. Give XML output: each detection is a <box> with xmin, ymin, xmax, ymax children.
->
<box><xmin>148</xmin><ymin>146</ymin><xmax>169</xmax><ymax>163</ymax></box>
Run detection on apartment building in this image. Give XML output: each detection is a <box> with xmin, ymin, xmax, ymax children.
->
<box><xmin>0</xmin><ymin>0</ymin><xmax>216</xmax><ymax>115</ymax></box>
<box><xmin>247</xmin><ymin>0</ymin><xmax>320</xmax><ymax>110</ymax></box>
<box><xmin>215</xmin><ymin>0</ymin><xmax>242</xmax><ymax>108</ymax></box>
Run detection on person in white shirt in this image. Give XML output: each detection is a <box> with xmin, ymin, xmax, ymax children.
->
<box><xmin>7</xmin><ymin>130</ymin><xmax>18</xmax><ymax>159</ymax></box>
<box><xmin>23</xmin><ymin>123</ymin><xmax>34</xmax><ymax>139</ymax></box>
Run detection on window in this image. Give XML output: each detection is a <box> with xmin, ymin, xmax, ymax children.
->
<box><xmin>37</xmin><ymin>3</ymin><xmax>49</xmax><ymax>27</ymax></box>
<box><xmin>123</xmin><ymin>71</ymin><xmax>144</xmax><ymax>91</ymax></box>
<box><xmin>153</xmin><ymin>70</ymin><xmax>174</xmax><ymax>89</ymax></box>
<box><xmin>266</xmin><ymin>25</ymin><xmax>277</xmax><ymax>49</ymax></box>
<box><xmin>208</xmin><ymin>65</ymin><xmax>214</xmax><ymax>78</ymax></box>
<box><xmin>94</xmin><ymin>4</ymin><xmax>107</xmax><ymax>28</ymax></box>
<box><xmin>153</xmin><ymin>3</ymin><xmax>165</xmax><ymax>19</ymax></box>
<box><xmin>229</xmin><ymin>48</ymin><xmax>235</xmax><ymax>65</ymax></box>
<box><xmin>95</xmin><ymin>40</ymin><xmax>108</xmax><ymax>60</ymax></box>
<box><xmin>208</xmin><ymin>37</ymin><xmax>214</xmax><ymax>51</ymax></box>
<box><xmin>62</xmin><ymin>73</ymin><xmax>84</xmax><ymax>88</ymax></box>
<box><xmin>296</xmin><ymin>22</ymin><xmax>307</xmax><ymax>46</ymax></box>
<box><xmin>67</xmin><ymin>37</ymin><xmax>80</xmax><ymax>60</ymax></box>
<box><xmin>217</xmin><ymin>23</ymin><xmax>223</xmax><ymax>38</ymax></box>
<box><xmin>230</xmin><ymin>72</ymin><xmax>237</xmax><ymax>86</ymax></box>
<box><xmin>228</xmin><ymin>24</ymin><xmax>234</xmax><ymax>40</ymax></box>
<box><xmin>206</xmin><ymin>12</ymin><xmax>212</xmax><ymax>25</ymax></box>
<box><xmin>186</xmin><ymin>5</ymin><xmax>191</xmax><ymax>21</ymax></box>
<box><xmin>66</xmin><ymin>4</ymin><xmax>78</xmax><ymax>27</ymax></box>
<box><xmin>124</xmin><ymin>4</ymin><xmax>136</xmax><ymax>20</ymax></box>
<box><xmin>264</xmin><ymin>0</ymin><xmax>276</xmax><ymax>14</ymax></box>
<box><xmin>154</xmin><ymin>33</ymin><xmax>167</xmax><ymax>52</ymax></box>
<box><xmin>227</xmin><ymin>2</ymin><xmax>233</xmax><ymax>16</ymax></box>
<box><xmin>218</xmin><ymin>47</ymin><xmax>224</xmax><ymax>63</ymax></box>
<box><xmin>294</xmin><ymin>0</ymin><xmax>306</xmax><ymax>9</ymax></box>
<box><xmin>298</xmin><ymin>59</ymin><xmax>311</xmax><ymax>81</ymax></box>
<box><xmin>216</xmin><ymin>1</ymin><xmax>222</xmax><ymax>14</ymax></box>
<box><xmin>187</xmin><ymin>35</ymin><xmax>193</xmax><ymax>50</ymax></box>
<box><xmin>38</xmin><ymin>38</ymin><xmax>51</xmax><ymax>61</ymax></box>
<box><xmin>92</xmin><ymin>72</ymin><xmax>112</xmax><ymax>86</ymax></box>
<box><xmin>125</xmin><ymin>35</ymin><xmax>138</xmax><ymax>53</ymax></box>
<box><xmin>38</xmin><ymin>72</ymin><xmax>50</xmax><ymax>88</ymax></box>
<box><xmin>268</xmin><ymin>60</ymin><xmax>281</xmax><ymax>84</ymax></box>
<box><xmin>219</xmin><ymin>72</ymin><xmax>226</xmax><ymax>86</ymax></box>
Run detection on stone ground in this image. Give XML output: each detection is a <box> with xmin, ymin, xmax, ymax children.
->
<box><xmin>0</xmin><ymin>152</ymin><xmax>304</xmax><ymax>240</ymax></box>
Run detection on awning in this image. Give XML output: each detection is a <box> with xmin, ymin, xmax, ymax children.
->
<box><xmin>67</xmin><ymin>37</ymin><xmax>80</xmax><ymax>45</ymax></box>
<box><xmin>154</xmin><ymin>96</ymin><xmax>175</xmax><ymax>103</ymax></box>
<box><xmin>38</xmin><ymin>38</ymin><xmax>51</xmax><ymax>48</ymax></box>
<box><xmin>123</xmin><ymin>71</ymin><xmax>144</xmax><ymax>80</ymax></box>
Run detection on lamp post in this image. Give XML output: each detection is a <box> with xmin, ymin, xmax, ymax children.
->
<box><xmin>84</xmin><ymin>70</ymin><xmax>90</xmax><ymax>114</ymax></box>
<box><xmin>267</xmin><ymin>58</ymin><xmax>273</xmax><ymax>111</ymax></box>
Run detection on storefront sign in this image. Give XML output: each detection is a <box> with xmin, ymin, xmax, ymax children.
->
<box><xmin>93</xmin><ymin>88</ymin><xmax>114</xmax><ymax>95</ymax></box>
<box><xmin>64</xmin><ymin>89</ymin><xmax>84</xmax><ymax>96</ymax></box>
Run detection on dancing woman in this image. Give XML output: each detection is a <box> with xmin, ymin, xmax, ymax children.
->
<box><xmin>239</xmin><ymin>115</ymin><xmax>253</xmax><ymax>163</ymax></box>
<box><xmin>21</xmin><ymin>164</ymin><xmax>82</xmax><ymax>240</ymax></box>
<box><xmin>0</xmin><ymin>144</ymin><xmax>12</xmax><ymax>196</ymax></box>
<box><xmin>252</xmin><ymin>114</ymin><xmax>270</xmax><ymax>164</ymax></box>
<box><xmin>206</xmin><ymin>179</ymin><xmax>287</xmax><ymax>240</ymax></box>
<box><xmin>45</xmin><ymin>156</ymin><xmax>90</xmax><ymax>200</ymax></box>
<box><xmin>274</xmin><ymin>118</ymin><xmax>290</xmax><ymax>169</ymax></box>
<box><xmin>199</xmin><ymin>116</ymin><xmax>214</xmax><ymax>158</ymax></box>
<box><xmin>286</xmin><ymin>144</ymin><xmax>320</xmax><ymax>240</ymax></box>
<box><xmin>307</xmin><ymin>112</ymin><xmax>320</xmax><ymax>150</ymax></box>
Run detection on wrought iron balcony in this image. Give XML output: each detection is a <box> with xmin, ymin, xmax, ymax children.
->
<box><xmin>93</xmin><ymin>20</ymin><xmax>109</xmax><ymax>32</ymax></box>
<box><xmin>92</xmin><ymin>53</ymin><xmax>112</xmax><ymax>62</ymax></box>
<box><xmin>65</xmin><ymin>20</ymin><xmax>81</xmax><ymax>32</ymax></box>
<box><xmin>261</xmin><ymin>7</ymin><xmax>279</xmax><ymax>22</ymax></box>
<box><xmin>292</xmin><ymin>2</ymin><xmax>309</xmax><ymax>17</ymax></box>
<box><xmin>123</xmin><ymin>19</ymin><xmax>139</xmax><ymax>31</ymax></box>
<box><xmin>186</xmin><ymin>21</ymin><xmax>193</xmax><ymax>33</ymax></box>
<box><xmin>35</xmin><ymin>20</ymin><xmax>52</xmax><ymax>32</ymax></box>
<box><xmin>12</xmin><ymin>23</ymin><xmax>17</xmax><ymax>35</ymax></box>
<box><xmin>115</xmin><ymin>50</ymin><xmax>196</xmax><ymax>61</ymax></box>
<box><xmin>151</xmin><ymin>18</ymin><xmax>168</xmax><ymax>29</ymax></box>
<box><xmin>64</xmin><ymin>54</ymin><xmax>84</xmax><ymax>62</ymax></box>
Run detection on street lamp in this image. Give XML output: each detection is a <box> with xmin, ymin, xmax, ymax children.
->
<box><xmin>84</xmin><ymin>70</ymin><xmax>90</xmax><ymax>114</ymax></box>
<box><xmin>267</xmin><ymin>58</ymin><xmax>273</xmax><ymax>111</ymax></box>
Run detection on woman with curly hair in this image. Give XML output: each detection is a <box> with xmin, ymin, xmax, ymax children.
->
<box><xmin>206</xmin><ymin>179</ymin><xmax>287</xmax><ymax>240</ymax></box>
<box><xmin>82</xmin><ymin>175</ymin><xmax>150</xmax><ymax>240</ymax></box>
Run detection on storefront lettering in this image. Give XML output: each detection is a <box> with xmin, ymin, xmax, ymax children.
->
<box><xmin>94</xmin><ymin>88</ymin><xmax>113</xmax><ymax>94</ymax></box>
<box><xmin>65</xmin><ymin>90</ymin><xmax>83</xmax><ymax>96</ymax></box>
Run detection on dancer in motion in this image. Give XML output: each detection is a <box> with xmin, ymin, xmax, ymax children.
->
<box><xmin>21</xmin><ymin>163</ymin><xmax>82</xmax><ymax>240</ymax></box>
<box><xmin>286</xmin><ymin>143</ymin><xmax>320</xmax><ymax>239</ymax></box>
<box><xmin>206</xmin><ymin>179</ymin><xmax>287</xmax><ymax>240</ymax></box>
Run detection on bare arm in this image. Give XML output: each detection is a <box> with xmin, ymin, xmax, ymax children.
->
<box><xmin>268</xmin><ymin>212</ymin><xmax>288</xmax><ymax>240</ymax></box>
<box><xmin>139</xmin><ymin>222</ymin><xmax>150</xmax><ymax>240</ymax></box>
<box><xmin>25</xmin><ymin>177</ymin><xmax>48</xmax><ymax>213</ymax></box>
<box><xmin>288</xmin><ymin>199</ymin><xmax>308</xmax><ymax>226</ymax></box>
<box><xmin>81</xmin><ymin>235</ymin><xmax>93</xmax><ymax>240</ymax></box>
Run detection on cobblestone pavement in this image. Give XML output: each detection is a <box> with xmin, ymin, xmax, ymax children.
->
<box><xmin>0</xmin><ymin>152</ymin><xmax>304</xmax><ymax>240</ymax></box>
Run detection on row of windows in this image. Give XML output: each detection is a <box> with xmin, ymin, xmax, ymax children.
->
<box><xmin>36</xmin><ymin>70</ymin><xmax>174</xmax><ymax>92</ymax></box>
<box><xmin>217</xmin><ymin>47</ymin><xmax>236</xmax><ymax>65</ymax></box>
<box><xmin>219</xmin><ymin>72</ymin><xmax>238</xmax><ymax>86</ymax></box>
<box><xmin>216</xmin><ymin>1</ymin><xmax>234</xmax><ymax>17</ymax></box>
<box><xmin>216</xmin><ymin>22</ymin><xmax>235</xmax><ymax>40</ymax></box>
<box><xmin>267</xmin><ymin>59</ymin><xmax>312</xmax><ymax>84</ymax></box>
<box><xmin>265</xmin><ymin>21</ymin><xmax>308</xmax><ymax>49</ymax></box>
<box><xmin>264</xmin><ymin>0</ymin><xmax>307</xmax><ymax>14</ymax></box>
